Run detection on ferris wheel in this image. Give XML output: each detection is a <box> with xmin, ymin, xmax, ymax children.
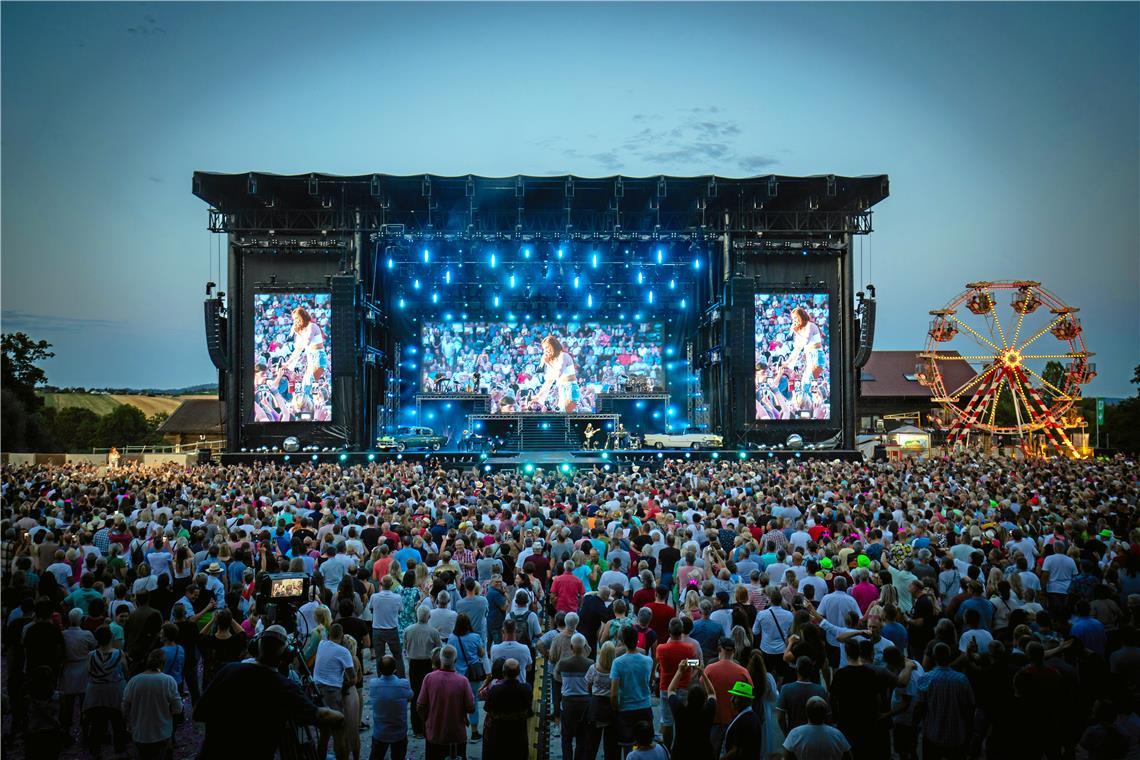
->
<box><xmin>917</xmin><ymin>281</ymin><xmax>1094</xmax><ymax>458</ymax></box>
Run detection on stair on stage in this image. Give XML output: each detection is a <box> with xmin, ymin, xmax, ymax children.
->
<box><xmin>475</xmin><ymin>413</ymin><xmax>619</xmax><ymax>451</ymax></box>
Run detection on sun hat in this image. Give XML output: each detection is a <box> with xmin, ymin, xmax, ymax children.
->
<box><xmin>820</xmin><ymin>558</ymin><xmax>833</xmax><ymax>570</ymax></box>
<box><xmin>727</xmin><ymin>681</ymin><xmax>754</xmax><ymax>699</ymax></box>
<box><xmin>205</xmin><ymin>563</ymin><xmax>224</xmax><ymax>575</ymax></box>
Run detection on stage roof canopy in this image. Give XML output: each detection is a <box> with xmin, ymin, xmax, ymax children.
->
<box><xmin>193</xmin><ymin>172</ymin><xmax>888</xmax><ymax>237</ymax></box>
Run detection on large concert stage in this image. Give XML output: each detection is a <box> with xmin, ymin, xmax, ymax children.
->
<box><xmin>193</xmin><ymin>173</ymin><xmax>887</xmax><ymax>457</ymax></box>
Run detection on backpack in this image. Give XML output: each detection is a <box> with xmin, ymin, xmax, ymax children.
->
<box><xmin>130</xmin><ymin>539</ymin><xmax>146</xmax><ymax>567</ymax></box>
<box><xmin>512</xmin><ymin>610</ymin><xmax>534</xmax><ymax>647</ymax></box>
<box><xmin>635</xmin><ymin>624</ymin><xmax>650</xmax><ymax>653</ymax></box>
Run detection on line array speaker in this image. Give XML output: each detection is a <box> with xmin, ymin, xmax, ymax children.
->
<box><xmin>330</xmin><ymin>275</ymin><xmax>357</xmax><ymax>376</ymax></box>
<box><xmin>203</xmin><ymin>298</ymin><xmax>229</xmax><ymax>371</ymax></box>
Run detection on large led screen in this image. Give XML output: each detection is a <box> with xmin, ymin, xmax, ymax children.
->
<box><xmin>421</xmin><ymin>321</ymin><xmax>663</xmax><ymax>413</ymax></box>
<box><xmin>755</xmin><ymin>293</ymin><xmax>831</xmax><ymax>420</ymax></box>
<box><xmin>252</xmin><ymin>292</ymin><xmax>332</xmax><ymax>422</ymax></box>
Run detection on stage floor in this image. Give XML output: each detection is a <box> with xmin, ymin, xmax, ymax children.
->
<box><xmin>217</xmin><ymin>448</ymin><xmax>862</xmax><ymax>467</ymax></box>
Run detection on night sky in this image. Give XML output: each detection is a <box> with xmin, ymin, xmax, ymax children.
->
<box><xmin>2</xmin><ymin>2</ymin><xmax>1136</xmax><ymax>394</ymax></box>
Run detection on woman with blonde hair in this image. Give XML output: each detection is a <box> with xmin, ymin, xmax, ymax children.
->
<box><xmin>303</xmin><ymin>605</ymin><xmax>332</xmax><ymax>667</ymax></box>
<box><xmin>681</xmin><ymin>588</ymin><xmax>702</xmax><ymax>619</ymax></box>
<box><xmin>584</xmin><ymin>641</ymin><xmax>620</xmax><ymax>760</ymax></box>
<box><xmin>335</xmin><ymin>634</ymin><xmax>363</xmax><ymax>760</ymax></box>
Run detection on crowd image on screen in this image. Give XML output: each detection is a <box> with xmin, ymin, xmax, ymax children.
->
<box><xmin>252</xmin><ymin>293</ymin><xmax>333</xmax><ymax>423</ymax></box>
<box><xmin>3</xmin><ymin>451</ymin><xmax>1139</xmax><ymax>760</ymax></box>
<box><xmin>755</xmin><ymin>293</ymin><xmax>831</xmax><ymax>421</ymax></box>
<box><xmin>421</xmin><ymin>321</ymin><xmax>664</xmax><ymax>413</ymax></box>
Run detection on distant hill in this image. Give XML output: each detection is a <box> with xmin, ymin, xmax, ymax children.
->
<box><xmin>39</xmin><ymin>393</ymin><xmax>217</xmax><ymax>417</ymax></box>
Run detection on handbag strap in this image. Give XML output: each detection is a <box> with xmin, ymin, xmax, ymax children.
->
<box><xmin>770</xmin><ymin>608</ymin><xmax>786</xmax><ymax>643</ymax></box>
<box><xmin>457</xmin><ymin>634</ymin><xmax>474</xmax><ymax>668</ymax></box>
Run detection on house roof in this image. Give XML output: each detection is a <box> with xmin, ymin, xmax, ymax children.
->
<box><xmin>157</xmin><ymin>399</ymin><xmax>224</xmax><ymax>434</ymax></box>
<box><xmin>859</xmin><ymin>350</ymin><xmax>978</xmax><ymax>398</ymax></box>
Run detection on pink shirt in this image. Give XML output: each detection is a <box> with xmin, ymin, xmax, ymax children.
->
<box><xmin>417</xmin><ymin>669</ymin><xmax>474</xmax><ymax>744</ymax></box>
<box><xmin>852</xmin><ymin>582</ymin><xmax>880</xmax><ymax>614</ymax></box>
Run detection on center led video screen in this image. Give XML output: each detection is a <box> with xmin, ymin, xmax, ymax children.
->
<box><xmin>252</xmin><ymin>292</ymin><xmax>333</xmax><ymax>422</ymax></box>
<box><xmin>755</xmin><ymin>292</ymin><xmax>831</xmax><ymax>420</ymax></box>
<box><xmin>421</xmin><ymin>321</ymin><xmax>664</xmax><ymax>413</ymax></box>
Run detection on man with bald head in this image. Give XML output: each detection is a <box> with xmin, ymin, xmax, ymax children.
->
<box><xmin>484</xmin><ymin>658</ymin><xmax>533</xmax><ymax>760</ymax></box>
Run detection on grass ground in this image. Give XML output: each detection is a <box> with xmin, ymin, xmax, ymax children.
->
<box><xmin>39</xmin><ymin>393</ymin><xmax>214</xmax><ymax>416</ymax></box>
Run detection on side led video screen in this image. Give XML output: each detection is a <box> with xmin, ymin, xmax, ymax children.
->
<box><xmin>754</xmin><ymin>293</ymin><xmax>831</xmax><ymax>420</ymax></box>
<box><xmin>252</xmin><ymin>292</ymin><xmax>332</xmax><ymax>422</ymax></box>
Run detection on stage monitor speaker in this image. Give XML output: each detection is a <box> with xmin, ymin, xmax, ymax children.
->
<box><xmin>196</xmin><ymin>449</ymin><xmax>212</xmax><ymax>465</ymax></box>
<box><xmin>854</xmin><ymin>296</ymin><xmax>876</xmax><ymax>369</ymax></box>
<box><xmin>330</xmin><ymin>275</ymin><xmax>357</xmax><ymax>376</ymax></box>
<box><xmin>203</xmin><ymin>298</ymin><xmax>229</xmax><ymax>371</ymax></box>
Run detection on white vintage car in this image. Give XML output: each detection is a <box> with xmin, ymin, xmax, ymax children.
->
<box><xmin>643</xmin><ymin>428</ymin><xmax>723</xmax><ymax>450</ymax></box>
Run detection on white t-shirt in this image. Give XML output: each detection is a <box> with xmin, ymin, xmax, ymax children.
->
<box><xmin>490</xmin><ymin>641</ymin><xmax>533</xmax><ymax>677</ymax></box>
<box><xmin>313</xmin><ymin>639</ymin><xmax>354</xmax><ymax>688</ymax></box>
<box><xmin>959</xmin><ymin>628</ymin><xmax>994</xmax><ymax>652</ymax></box>
<box><xmin>1042</xmin><ymin>553</ymin><xmax>1077</xmax><ymax>594</ymax></box>
<box><xmin>783</xmin><ymin>723</ymin><xmax>851</xmax><ymax>760</ymax></box>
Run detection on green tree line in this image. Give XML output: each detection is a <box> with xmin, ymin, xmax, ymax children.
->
<box><xmin>2</xmin><ymin>333</ymin><xmax>169</xmax><ymax>452</ymax></box>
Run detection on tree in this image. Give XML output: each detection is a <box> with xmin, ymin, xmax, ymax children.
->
<box><xmin>1</xmin><ymin>332</ymin><xmax>53</xmax><ymax>409</ymax></box>
<box><xmin>1040</xmin><ymin>360</ymin><xmax>1066</xmax><ymax>405</ymax></box>
<box><xmin>1</xmin><ymin>333</ymin><xmax>56</xmax><ymax>451</ymax></box>
<box><xmin>94</xmin><ymin>405</ymin><xmax>152</xmax><ymax>448</ymax></box>
<box><xmin>51</xmin><ymin>407</ymin><xmax>102</xmax><ymax>452</ymax></box>
<box><xmin>1100</xmin><ymin>364</ymin><xmax>1140</xmax><ymax>453</ymax></box>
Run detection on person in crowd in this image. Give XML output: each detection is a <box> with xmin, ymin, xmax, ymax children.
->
<box><xmin>782</xmin><ymin>696</ymin><xmax>852</xmax><ymax>760</ymax></box>
<box><xmin>447</xmin><ymin>612</ymin><xmax>487</xmax><ymax>740</ymax></box>
<box><xmin>195</xmin><ymin>624</ymin><xmax>344</xmax><ymax>755</ymax></box>
<box><xmin>368</xmin><ymin>655</ymin><xmax>413</xmax><ymax>760</ymax></box>
<box><xmin>417</xmin><ymin>644</ymin><xmax>475</xmax><ymax>760</ymax></box>
<box><xmin>720</xmin><ymin>680</ymin><xmax>762</xmax><ymax>760</ymax></box>
<box><xmin>122</xmin><ymin>649</ymin><xmax>183</xmax><ymax>760</ymax></box>
<box><xmin>84</xmin><ymin>625</ymin><xmax>129</xmax><ymax>759</ymax></box>
<box><xmin>404</xmin><ymin>604</ymin><xmax>443</xmax><ymax>737</ymax></box>
<box><xmin>666</xmin><ymin>659</ymin><xmax>717</xmax><ymax>760</ymax></box>
<box><xmin>483</xmin><ymin>658</ymin><xmax>533</xmax><ymax>760</ymax></box>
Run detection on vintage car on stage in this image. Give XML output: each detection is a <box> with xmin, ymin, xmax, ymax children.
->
<box><xmin>643</xmin><ymin>427</ymin><xmax>723</xmax><ymax>450</ymax></box>
<box><xmin>376</xmin><ymin>426</ymin><xmax>447</xmax><ymax>452</ymax></box>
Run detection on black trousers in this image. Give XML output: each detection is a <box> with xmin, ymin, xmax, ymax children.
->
<box><xmin>409</xmin><ymin>658</ymin><xmax>433</xmax><ymax>735</ymax></box>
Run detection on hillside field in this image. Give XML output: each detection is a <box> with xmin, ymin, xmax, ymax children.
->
<box><xmin>39</xmin><ymin>393</ymin><xmax>215</xmax><ymax>417</ymax></box>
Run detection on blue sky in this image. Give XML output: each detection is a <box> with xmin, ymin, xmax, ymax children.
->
<box><xmin>2</xmin><ymin>2</ymin><xmax>1137</xmax><ymax>395</ymax></box>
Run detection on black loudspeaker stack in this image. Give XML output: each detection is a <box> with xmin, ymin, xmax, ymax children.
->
<box><xmin>330</xmin><ymin>275</ymin><xmax>357</xmax><ymax>376</ymax></box>
<box><xmin>204</xmin><ymin>298</ymin><xmax>230</xmax><ymax>371</ymax></box>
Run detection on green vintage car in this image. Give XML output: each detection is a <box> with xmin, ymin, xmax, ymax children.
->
<box><xmin>376</xmin><ymin>426</ymin><xmax>447</xmax><ymax>452</ymax></box>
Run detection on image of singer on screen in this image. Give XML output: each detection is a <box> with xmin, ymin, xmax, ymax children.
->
<box><xmin>253</xmin><ymin>293</ymin><xmax>332</xmax><ymax>422</ymax></box>
<box><xmin>755</xmin><ymin>293</ymin><xmax>830</xmax><ymax>421</ymax></box>
<box><xmin>532</xmin><ymin>335</ymin><xmax>581</xmax><ymax>412</ymax></box>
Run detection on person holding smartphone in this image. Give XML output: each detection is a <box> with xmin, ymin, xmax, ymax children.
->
<box><xmin>655</xmin><ymin>617</ymin><xmax>704</xmax><ymax>748</ymax></box>
<box><xmin>666</xmin><ymin>659</ymin><xmax>717</xmax><ymax>760</ymax></box>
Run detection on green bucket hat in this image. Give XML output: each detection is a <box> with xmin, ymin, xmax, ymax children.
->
<box><xmin>820</xmin><ymin>558</ymin><xmax>833</xmax><ymax>570</ymax></box>
<box><xmin>857</xmin><ymin>554</ymin><xmax>871</xmax><ymax>568</ymax></box>
<box><xmin>728</xmin><ymin>681</ymin><xmax>754</xmax><ymax>699</ymax></box>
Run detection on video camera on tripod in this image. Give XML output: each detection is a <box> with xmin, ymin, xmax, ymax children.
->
<box><xmin>256</xmin><ymin>572</ymin><xmax>311</xmax><ymax>635</ymax></box>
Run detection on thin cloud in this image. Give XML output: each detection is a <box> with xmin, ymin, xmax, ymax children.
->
<box><xmin>739</xmin><ymin>154</ymin><xmax>781</xmax><ymax>171</ymax></box>
<box><xmin>2</xmin><ymin>311</ymin><xmax>125</xmax><ymax>333</ymax></box>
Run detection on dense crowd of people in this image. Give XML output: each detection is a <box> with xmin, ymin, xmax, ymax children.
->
<box><xmin>2</xmin><ymin>451</ymin><xmax>1138</xmax><ymax>760</ymax></box>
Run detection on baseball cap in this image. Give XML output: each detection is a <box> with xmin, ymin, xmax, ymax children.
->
<box><xmin>262</xmin><ymin>624</ymin><xmax>289</xmax><ymax>644</ymax></box>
